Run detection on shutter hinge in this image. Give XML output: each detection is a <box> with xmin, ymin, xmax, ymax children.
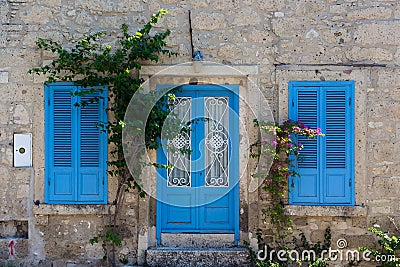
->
<box><xmin>349</xmin><ymin>177</ymin><xmax>352</xmax><ymax>187</ymax></box>
<box><xmin>349</xmin><ymin>97</ymin><xmax>352</xmax><ymax>106</ymax></box>
<box><xmin>48</xmin><ymin>180</ymin><xmax>50</xmax><ymax>186</ymax></box>
<box><xmin>48</xmin><ymin>99</ymin><xmax>50</xmax><ymax>106</ymax></box>
<box><xmin>292</xmin><ymin>99</ymin><xmax>294</xmax><ymax>107</ymax></box>
<box><xmin>102</xmin><ymin>177</ymin><xmax>104</xmax><ymax>185</ymax></box>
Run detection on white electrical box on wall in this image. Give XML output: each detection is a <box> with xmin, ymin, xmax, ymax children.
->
<box><xmin>14</xmin><ymin>133</ymin><xmax>32</xmax><ymax>167</ymax></box>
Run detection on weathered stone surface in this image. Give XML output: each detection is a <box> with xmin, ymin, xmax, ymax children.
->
<box><xmin>192</xmin><ymin>12</ymin><xmax>226</xmax><ymax>30</ymax></box>
<box><xmin>0</xmin><ymin>72</ymin><xmax>8</xmax><ymax>84</ymax></box>
<box><xmin>19</xmin><ymin>6</ymin><xmax>53</xmax><ymax>25</ymax></box>
<box><xmin>1</xmin><ymin>0</ymin><xmax>400</xmax><ymax>265</ymax></box>
<box><xmin>146</xmin><ymin>247</ymin><xmax>250</xmax><ymax>267</ymax></box>
<box><xmin>232</xmin><ymin>8</ymin><xmax>261</xmax><ymax>27</ymax></box>
<box><xmin>0</xmin><ymin>0</ymin><xmax>10</xmax><ymax>24</ymax></box>
<box><xmin>346</xmin><ymin>6</ymin><xmax>392</xmax><ymax>20</ymax></box>
<box><xmin>354</xmin><ymin>22</ymin><xmax>400</xmax><ymax>46</ymax></box>
<box><xmin>346</xmin><ymin>47</ymin><xmax>393</xmax><ymax>62</ymax></box>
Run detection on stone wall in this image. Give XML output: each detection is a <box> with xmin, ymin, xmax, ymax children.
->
<box><xmin>0</xmin><ymin>0</ymin><xmax>399</xmax><ymax>266</ymax></box>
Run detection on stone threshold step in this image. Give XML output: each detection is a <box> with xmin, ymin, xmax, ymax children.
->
<box><xmin>146</xmin><ymin>247</ymin><xmax>250</xmax><ymax>267</ymax></box>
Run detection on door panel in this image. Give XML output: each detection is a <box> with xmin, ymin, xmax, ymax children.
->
<box><xmin>157</xmin><ymin>85</ymin><xmax>239</xmax><ymax>240</ymax></box>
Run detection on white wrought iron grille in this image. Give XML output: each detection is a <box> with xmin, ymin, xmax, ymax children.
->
<box><xmin>204</xmin><ymin>97</ymin><xmax>229</xmax><ymax>187</ymax></box>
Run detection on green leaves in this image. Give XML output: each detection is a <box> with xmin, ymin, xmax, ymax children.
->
<box><xmin>29</xmin><ymin>10</ymin><xmax>176</xmax><ymax>265</ymax></box>
<box><xmin>359</xmin><ymin>226</ymin><xmax>400</xmax><ymax>266</ymax></box>
<box><xmin>252</xmin><ymin>119</ymin><xmax>325</xmax><ymax>240</ymax></box>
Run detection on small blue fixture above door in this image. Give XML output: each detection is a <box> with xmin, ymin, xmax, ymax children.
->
<box><xmin>156</xmin><ymin>84</ymin><xmax>240</xmax><ymax>245</ymax></box>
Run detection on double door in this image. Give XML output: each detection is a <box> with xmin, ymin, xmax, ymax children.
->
<box><xmin>156</xmin><ymin>85</ymin><xmax>239</xmax><ymax>244</ymax></box>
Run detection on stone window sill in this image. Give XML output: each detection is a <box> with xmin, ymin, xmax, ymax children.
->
<box><xmin>33</xmin><ymin>204</ymin><xmax>115</xmax><ymax>215</ymax></box>
<box><xmin>285</xmin><ymin>205</ymin><xmax>367</xmax><ymax>217</ymax></box>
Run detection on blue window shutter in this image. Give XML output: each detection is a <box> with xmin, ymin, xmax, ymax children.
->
<box><xmin>77</xmin><ymin>87</ymin><xmax>108</xmax><ymax>203</ymax></box>
<box><xmin>45</xmin><ymin>84</ymin><xmax>76</xmax><ymax>202</ymax></box>
<box><xmin>289</xmin><ymin>81</ymin><xmax>354</xmax><ymax>206</ymax></box>
<box><xmin>45</xmin><ymin>84</ymin><xmax>108</xmax><ymax>204</ymax></box>
<box><xmin>289</xmin><ymin>85</ymin><xmax>320</xmax><ymax>204</ymax></box>
<box><xmin>323</xmin><ymin>85</ymin><xmax>353</xmax><ymax>204</ymax></box>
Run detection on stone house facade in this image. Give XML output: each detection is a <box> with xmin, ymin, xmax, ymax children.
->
<box><xmin>0</xmin><ymin>0</ymin><xmax>400</xmax><ymax>266</ymax></box>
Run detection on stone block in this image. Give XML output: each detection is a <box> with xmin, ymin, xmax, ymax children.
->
<box><xmin>0</xmin><ymin>49</ymin><xmax>40</xmax><ymax>68</ymax></box>
<box><xmin>272</xmin><ymin>18</ymin><xmax>315</xmax><ymax>37</ymax></box>
<box><xmin>13</xmin><ymin>104</ymin><xmax>31</xmax><ymax>125</ymax></box>
<box><xmin>75</xmin><ymin>10</ymin><xmax>95</xmax><ymax>26</ymax></box>
<box><xmin>193</xmin><ymin>12</ymin><xmax>226</xmax><ymax>31</ymax></box>
<box><xmin>190</xmin><ymin>0</ymin><xmax>208</xmax><ymax>8</ymax></box>
<box><xmin>115</xmin><ymin>0</ymin><xmax>144</xmax><ymax>12</ymax></box>
<box><xmin>368</xmin><ymin>101</ymin><xmax>400</xmax><ymax>121</ymax></box>
<box><xmin>376</xmin><ymin>69</ymin><xmax>400</xmax><ymax>88</ymax></box>
<box><xmin>161</xmin><ymin>233</ymin><xmax>235</xmax><ymax>248</ymax></box>
<box><xmin>367</xmin><ymin>216</ymin><xmax>400</xmax><ymax>232</ymax></box>
<box><xmin>232</xmin><ymin>8</ymin><xmax>261</xmax><ymax>27</ymax></box>
<box><xmin>210</xmin><ymin>0</ymin><xmax>239</xmax><ymax>10</ymax></box>
<box><xmin>0</xmin><ymin>0</ymin><xmax>10</xmax><ymax>24</ymax></box>
<box><xmin>33</xmin><ymin>74</ymin><xmax>48</xmax><ymax>84</ymax></box>
<box><xmin>160</xmin><ymin>0</ymin><xmax>179</xmax><ymax>3</ymax></box>
<box><xmin>395</xmin><ymin>3</ymin><xmax>400</xmax><ymax>19</ymax></box>
<box><xmin>0</xmin><ymin>239</ymin><xmax>29</xmax><ymax>258</ymax></box>
<box><xmin>16</xmin><ymin>184</ymin><xmax>29</xmax><ymax>199</ymax></box>
<box><xmin>292</xmin><ymin>217</ymin><xmax>308</xmax><ymax>227</ymax></box>
<box><xmin>52</xmin><ymin>259</ymin><xmax>67</xmax><ymax>267</ymax></box>
<box><xmin>34</xmin><ymin>215</ymin><xmax>49</xmax><ymax>226</ymax></box>
<box><xmin>285</xmin><ymin>0</ymin><xmax>327</xmax><ymax>17</ymax></box>
<box><xmin>256</xmin><ymin>0</ymin><xmax>286</xmax><ymax>11</ymax></box>
<box><xmin>355</xmin><ymin>22</ymin><xmax>400</xmax><ymax>46</ymax></box>
<box><xmin>339</xmin><ymin>235</ymin><xmax>375</xmax><ymax>250</ymax></box>
<box><xmin>146</xmin><ymin>247</ymin><xmax>250</xmax><ymax>267</ymax></box>
<box><xmin>75</xmin><ymin>0</ymin><xmax>113</xmax><ymax>12</ymax></box>
<box><xmin>19</xmin><ymin>6</ymin><xmax>53</xmax><ymax>25</ymax></box>
<box><xmin>351</xmin><ymin>218</ymin><xmax>367</xmax><ymax>229</ymax></box>
<box><xmin>40</xmin><ymin>0</ymin><xmax>62</xmax><ymax>7</ymax></box>
<box><xmin>0</xmin><ymin>72</ymin><xmax>9</xmax><ymax>84</ymax></box>
<box><xmin>346</xmin><ymin>7</ymin><xmax>392</xmax><ymax>20</ymax></box>
<box><xmin>310</xmin><ymin>230</ymin><xmax>326</xmax><ymax>243</ymax></box>
<box><xmin>346</xmin><ymin>47</ymin><xmax>393</xmax><ymax>62</ymax></box>
<box><xmin>0</xmin><ymin>146</ymin><xmax>13</xmax><ymax>165</ymax></box>
<box><xmin>370</xmin><ymin>177</ymin><xmax>400</xmax><ymax>198</ymax></box>
<box><xmin>333</xmin><ymin>221</ymin><xmax>349</xmax><ymax>230</ymax></box>
<box><xmin>247</xmin><ymin>29</ymin><xmax>275</xmax><ymax>45</ymax></box>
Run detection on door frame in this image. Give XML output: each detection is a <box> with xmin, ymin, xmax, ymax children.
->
<box><xmin>155</xmin><ymin>84</ymin><xmax>240</xmax><ymax>245</ymax></box>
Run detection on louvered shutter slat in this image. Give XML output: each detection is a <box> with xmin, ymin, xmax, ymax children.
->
<box><xmin>78</xmin><ymin>89</ymin><xmax>107</xmax><ymax>202</ymax></box>
<box><xmin>289</xmin><ymin>87</ymin><xmax>320</xmax><ymax>204</ymax></box>
<box><xmin>46</xmin><ymin>85</ymin><xmax>75</xmax><ymax>202</ymax></box>
<box><xmin>323</xmin><ymin>88</ymin><xmax>352</xmax><ymax>204</ymax></box>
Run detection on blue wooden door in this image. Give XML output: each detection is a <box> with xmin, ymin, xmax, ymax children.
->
<box><xmin>157</xmin><ymin>85</ymin><xmax>239</xmax><ymax>244</ymax></box>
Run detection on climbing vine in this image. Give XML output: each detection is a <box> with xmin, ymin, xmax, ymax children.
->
<box><xmin>250</xmin><ymin>119</ymin><xmax>324</xmax><ymax>240</ymax></box>
<box><xmin>29</xmin><ymin>9</ymin><xmax>175</xmax><ymax>266</ymax></box>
